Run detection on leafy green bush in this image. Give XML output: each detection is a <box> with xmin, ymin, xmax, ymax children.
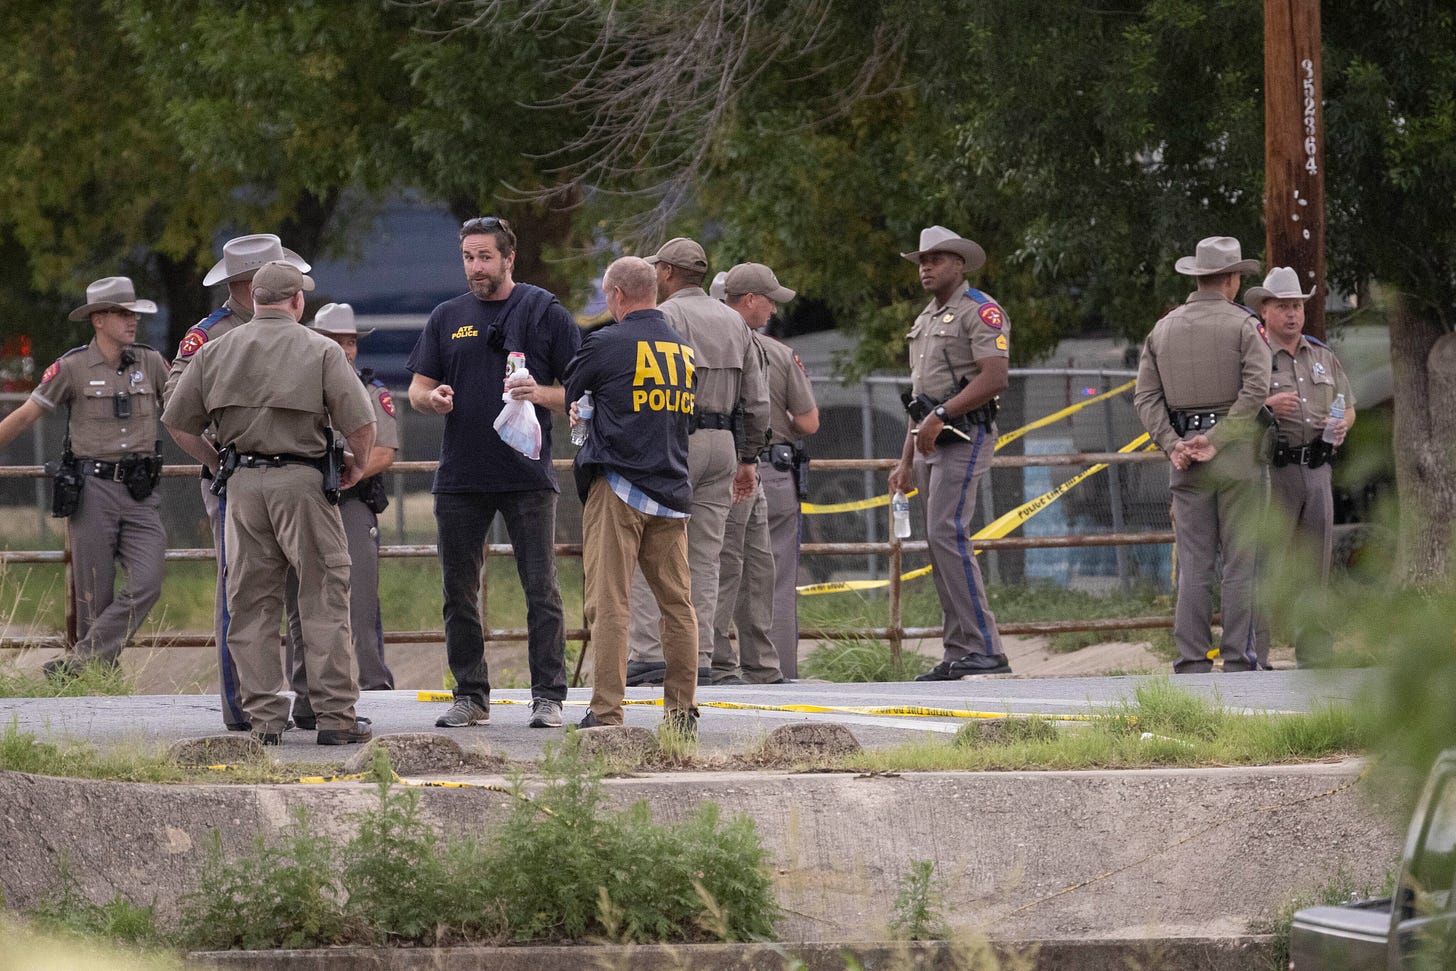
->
<box><xmin>889</xmin><ymin>859</ymin><xmax>948</xmax><ymax>940</ymax></box>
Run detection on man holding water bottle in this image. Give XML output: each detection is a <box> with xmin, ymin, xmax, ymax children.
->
<box><xmin>407</xmin><ymin>216</ymin><xmax>580</xmax><ymax>730</ymax></box>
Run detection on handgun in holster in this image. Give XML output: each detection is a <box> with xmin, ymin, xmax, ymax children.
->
<box><xmin>1255</xmin><ymin>406</ymin><xmax>1277</xmax><ymax>466</ymax></box>
<box><xmin>44</xmin><ymin>429</ymin><xmax>83</xmax><ymax>519</ymax></box>
<box><xmin>322</xmin><ymin>429</ymin><xmax>345</xmax><ymax>505</ymax></box>
<box><xmin>209</xmin><ymin>444</ymin><xmax>239</xmax><ymax>497</ymax></box>
<box><xmin>729</xmin><ymin>403</ymin><xmax>747</xmax><ymax>457</ymax></box>
<box><xmin>792</xmin><ymin>446</ymin><xmax>810</xmax><ymax>501</ymax></box>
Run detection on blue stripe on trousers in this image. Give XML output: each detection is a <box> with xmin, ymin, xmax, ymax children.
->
<box><xmin>951</xmin><ymin>428</ymin><xmax>998</xmax><ymax>657</ymax></box>
<box><xmin>217</xmin><ymin>492</ymin><xmax>247</xmax><ymax>725</ymax></box>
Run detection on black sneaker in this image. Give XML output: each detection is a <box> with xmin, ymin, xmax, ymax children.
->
<box><xmin>317</xmin><ymin>720</ymin><xmax>373</xmax><ymax>745</ymax></box>
<box><xmin>662</xmin><ymin>708</ymin><xmax>698</xmax><ymax>737</ymax></box>
<box><xmin>292</xmin><ymin>712</ymin><xmax>317</xmax><ymax>731</ymax></box>
<box><xmin>761</xmin><ymin>676</ymin><xmax>794</xmax><ymax>684</ymax></box>
<box><xmin>626</xmin><ymin>660</ymin><xmax>667</xmax><ymax>686</ymax></box>
<box><xmin>710</xmin><ymin>674</ymin><xmax>747</xmax><ymax>686</ymax></box>
<box><xmin>914</xmin><ymin>654</ymin><xmax>1012</xmax><ymax>681</ymax></box>
<box><xmin>577</xmin><ymin>710</ymin><xmax>607</xmax><ymax>729</ymax></box>
<box><xmin>696</xmin><ymin>666</ymin><xmax>713</xmax><ymax>686</ymax></box>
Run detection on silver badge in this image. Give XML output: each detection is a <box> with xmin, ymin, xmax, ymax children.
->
<box><xmin>1312</xmin><ymin>362</ymin><xmax>1327</xmax><ymax>377</ymax></box>
<box><xmin>941</xmin><ymin>313</ymin><xmax>954</xmax><ymax>323</ymax></box>
<box><xmin>130</xmin><ymin>370</ymin><xmax>144</xmax><ymax>387</ymax></box>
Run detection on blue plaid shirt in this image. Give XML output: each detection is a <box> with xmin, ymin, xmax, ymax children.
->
<box><xmin>605</xmin><ymin>470</ymin><xmax>689</xmax><ymax>519</ymax></box>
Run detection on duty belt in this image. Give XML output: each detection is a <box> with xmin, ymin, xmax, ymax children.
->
<box><xmin>235</xmin><ymin>452</ymin><xmax>327</xmax><ymax>471</ymax></box>
<box><xmin>1168</xmin><ymin>410</ymin><xmax>1223</xmax><ymax>435</ymax></box>
<box><xmin>694</xmin><ymin>411</ymin><xmax>733</xmax><ymax>431</ymax></box>
<box><xmin>77</xmin><ymin>458</ymin><xmax>141</xmax><ymax>481</ymax></box>
<box><xmin>1272</xmin><ymin>440</ymin><xmax>1332</xmax><ymax>469</ymax></box>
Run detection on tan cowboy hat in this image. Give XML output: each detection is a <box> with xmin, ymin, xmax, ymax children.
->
<box><xmin>310</xmin><ymin>302</ymin><xmax>373</xmax><ymax>337</ymax></box>
<box><xmin>1243</xmin><ymin>266</ymin><xmax>1317</xmax><ymax>307</ymax></box>
<box><xmin>1173</xmin><ymin>236</ymin><xmax>1260</xmax><ymax>277</ymax></box>
<box><xmin>203</xmin><ymin>233</ymin><xmax>311</xmax><ymax>287</ymax></box>
<box><xmin>724</xmin><ymin>262</ymin><xmax>796</xmax><ymax>302</ymax></box>
<box><xmin>901</xmin><ymin>225</ymin><xmax>987</xmax><ymax>272</ymax></box>
<box><xmin>67</xmin><ymin>277</ymin><xmax>159</xmax><ymax>321</ymax></box>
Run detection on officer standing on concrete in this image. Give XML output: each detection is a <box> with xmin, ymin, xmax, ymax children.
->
<box><xmin>1134</xmin><ymin>236</ymin><xmax>1272</xmax><ymax>674</ymax></box>
<box><xmin>0</xmin><ymin>277</ymin><xmax>168</xmax><ymax>680</ymax></box>
<box><xmin>714</xmin><ymin>263</ymin><xmax>818</xmax><ymax>683</ymax></box>
<box><xmin>565</xmin><ymin>256</ymin><xmax>699</xmax><ymax>731</ymax></box>
<box><xmin>624</xmin><ymin>238</ymin><xmax>771</xmax><ymax>687</ymax></box>
<box><xmin>163</xmin><ymin>233</ymin><xmax>311</xmax><ymax>731</ymax></box>
<box><xmin>287</xmin><ymin>302</ymin><xmax>398</xmax><ymax>729</ymax></box>
<box><xmin>889</xmin><ymin>227</ymin><xmax>1011</xmax><ymax>680</ymax></box>
<box><xmin>1247</xmin><ymin>267</ymin><xmax>1354</xmax><ymax>667</ymax></box>
<box><xmin>164</xmin><ymin>261</ymin><xmax>376</xmax><ymax>745</ymax></box>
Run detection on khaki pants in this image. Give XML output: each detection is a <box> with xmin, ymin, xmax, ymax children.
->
<box><xmin>224</xmin><ymin>465</ymin><xmax>358</xmax><ymax>733</ymax></box>
<box><xmin>583</xmin><ymin>478</ymin><xmax>697</xmax><ymax>724</ymax></box>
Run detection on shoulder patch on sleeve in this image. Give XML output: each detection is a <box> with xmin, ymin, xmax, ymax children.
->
<box><xmin>1256</xmin><ymin>321</ymin><xmax>1270</xmax><ymax>345</ymax></box>
<box><xmin>978</xmin><ymin>303</ymin><xmax>1005</xmax><ymax>329</ymax></box>
<box><xmin>378</xmin><ymin>387</ymin><xmax>396</xmax><ymax>417</ymax></box>
<box><xmin>39</xmin><ymin>360</ymin><xmax>61</xmax><ymax>385</ymax></box>
<box><xmin>177</xmin><ymin>329</ymin><xmax>208</xmax><ymax>358</ymax></box>
<box><xmin>791</xmin><ymin>351</ymin><xmax>808</xmax><ymax>375</ymax></box>
<box><xmin>995</xmin><ymin>334</ymin><xmax>1009</xmax><ymax>351</ymax></box>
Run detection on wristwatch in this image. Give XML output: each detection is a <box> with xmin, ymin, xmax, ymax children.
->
<box><xmin>932</xmin><ymin>405</ymin><xmax>948</xmax><ymax>421</ymax></box>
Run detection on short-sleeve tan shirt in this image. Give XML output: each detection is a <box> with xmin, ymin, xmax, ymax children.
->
<box><xmin>908</xmin><ymin>283</ymin><xmax>1010</xmax><ymax>401</ymax></box>
<box><xmin>31</xmin><ymin>340</ymin><xmax>169</xmax><ymax>461</ymax></box>
<box><xmin>1270</xmin><ymin>337</ymin><xmax>1354</xmax><ymax>446</ymax></box>
<box><xmin>660</xmin><ymin>286</ymin><xmax>771</xmax><ymax>459</ymax></box>
<box><xmin>362</xmin><ymin>373</ymin><xmax>399</xmax><ymax>451</ymax></box>
<box><xmin>758</xmin><ymin>334</ymin><xmax>816</xmax><ymax>445</ymax></box>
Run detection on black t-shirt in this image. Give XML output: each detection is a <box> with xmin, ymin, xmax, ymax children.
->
<box><xmin>407</xmin><ymin>285</ymin><xmax>581</xmax><ymax>493</ymax></box>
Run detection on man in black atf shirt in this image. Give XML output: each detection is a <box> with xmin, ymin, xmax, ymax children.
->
<box><xmin>407</xmin><ymin>216</ymin><xmax>580</xmax><ymax>730</ymax></box>
<box><xmin>564</xmin><ymin>256</ymin><xmax>699</xmax><ymax>733</ymax></box>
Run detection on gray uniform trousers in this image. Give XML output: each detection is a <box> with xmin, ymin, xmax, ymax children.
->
<box><xmin>67</xmin><ymin>478</ymin><xmax>165</xmax><ymax>664</ymax></box>
<box><xmin>628</xmin><ymin>428</ymin><xmax>736</xmax><ymax>668</ymax></box>
<box><xmin>760</xmin><ymin>462</ymin><xmax>802</xmax><ymax>677</ymax></box>
<box><xmin>224</xmin><ymin>465</ymin><xmax>358</xmax><ymax>734</ymax></box>
<box><xmin>1255</xmin><ymin>461</ymin><xmax>1334</xmax><ymax>666</ymax></box>
<box><xmin>287</xmin><ymin>497</ymin><xmax>395</xmax><ymax>718</ymax></box>
<box><xmin>710</xmin><ymin>480</ymin><xmax>783</xmax><ymax>682</ymax></box>
<box><xmin>1169</xmin><ymin>441</ymin><xmax>1262</xmax><ymax>673</ymax></box>
<box><xmin>914</xmin><ymin>429</ymin><xmax>1003</xmax><ymax>661</ymax></box>
<box><xmin>201</xmin><ymin>479</ymin><xmax>248</xmax><ymax>728</ymax></box>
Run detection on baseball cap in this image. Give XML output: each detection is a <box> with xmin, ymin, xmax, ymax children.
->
<box><xmin>252</xmin><ymin>260</ymin><xmax>316</xmax><ymax>298</ymax></box>
<box><xmin>724</xmin><ymin>262</ymin><xmax>796</xmax><ymax>303</ymax></box>
<box><xmin>644</xmin><ymin>237</ymin><xmax>708</xmax><ymax>272</ymax></box>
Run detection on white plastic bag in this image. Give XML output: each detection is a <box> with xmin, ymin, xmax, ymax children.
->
<box><xmin>493</xmin><ymin>369</ymin><xmax>542</xmax><ymax>459</ymax></box>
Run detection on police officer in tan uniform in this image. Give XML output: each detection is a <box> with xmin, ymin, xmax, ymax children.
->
<box><xmin>889</xmin><ymin>227</ymin><xmax>1012</xmax><ymax>679</ymax></box>
<box><xmin>624</xmin><ymin>238</ymin><xmax>771</xmax><ymax>685</ymax></box>
<box><xmin>164</xmin><ymin>233</ymin><xmax>311</xmax><ymax>731</ymax></box>
<box><xmin>1248</xmin><ymin>267</ymin><xmax>1354</xmax><ymax>667</ymax></box>
<box><xmin>714</xmin><ymin>263</ymin><xmax>818</xmax><ymax>682</ymax></box>
<box><xmin>286</xmin><ymin>302</ymin><xmax>398</xmax><ymax>728</ymax></box>
<box><xmin>164</xmin><ymin>261</ymin><xmax>376</xmax><ymax>745</ymax></box>
<box><xmin>1134</xmin><ymin>236</ymin><xmax>1272</xmax><ymax>674</ymax></box>
<box><xmin>0</xmin><ymin>277</ymin><xmax>168</xmax><ymax>679</ymax></box>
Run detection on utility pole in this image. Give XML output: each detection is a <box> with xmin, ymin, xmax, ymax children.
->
<box><xmin>1264</xmin><ymin>0</ymin><xmax>1326</xmax><ymax>339</ymax></box>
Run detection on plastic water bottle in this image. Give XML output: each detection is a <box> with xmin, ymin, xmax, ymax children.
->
<box><xmin>571</xmin><ymin>391</ymin><xmax>594</xmax><ymax>446</ymax></box>
<box><xmin>891</xmin><ymin>490</ymin><xmax>911</xmax><ymax>540</ymax></box>
<box><xmin>1321</xmin><ymin>393</ymin><xmax>1345</xmax><ymax>445</ymax></box>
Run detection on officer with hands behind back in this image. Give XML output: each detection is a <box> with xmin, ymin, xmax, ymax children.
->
<box><xmin>0</xmin><ymin>277</ymin><xmax>168</xmax><ymax>681</ymax></box>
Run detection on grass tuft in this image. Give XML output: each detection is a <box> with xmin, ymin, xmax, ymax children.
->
<box><xmin>802</xmin><ymin>637</ymin><xmax>933</xmax><ymax>682</ymax></box>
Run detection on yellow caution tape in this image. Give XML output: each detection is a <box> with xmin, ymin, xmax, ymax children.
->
<box><xmin>802</xmin><ymin>489</ymin><xmax>917</xmax><ymax>515</ymax></box>
<box><xmin>795</xmin><ymin>565</ymin><xmax>933</xmax><ymax>596</ymax></box>
<box><xmin>994</xmin><ymin>380</ymin><xmax>1135</xmax><ymax>450</ymax></box>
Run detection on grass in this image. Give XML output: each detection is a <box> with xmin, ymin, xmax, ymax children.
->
<box><xmin>802</xmin><ymin>637</ymin><xmax>933</xmax><ymax>682</ymax></box>
<box><xmin>840</xmin><ymin>678</ymin><xmax>1366</xmax><ymax>773</ymax></box>
<box><xmin>0</xmin><ymin>658</ymin><xmax>134</xmax><ymax>697</ymax></box>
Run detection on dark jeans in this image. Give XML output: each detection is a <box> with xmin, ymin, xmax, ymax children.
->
<box><xmin>435</xmin><ymin>490</ymin><xmax>567</xmax><ymax>706</ymax></box>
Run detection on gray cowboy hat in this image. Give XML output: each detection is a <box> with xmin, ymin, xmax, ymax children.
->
<box><xmin>310</xmin><ymin>302</ymin><xmax>373</xmax><ymax>337</ymax></box>
<box><xmin>203</xmin><ymin>233</ymin><xmax>311</xmax><ymax>287</ymax></box>
<box><xmin>67</xmin><ymin>277</ymin><xmax>159</xmax><ymax>321</ymax></box>
<box><xmin>1243</xmin><ymin>266</ymin><xmax>1317</xmax><ymax>308</ymax></box>
<box><xmin>1173</xmin><ymin>236</ymin><xmax>1260</xmax><ymax>277</ymax></box>
<box><xmin>900</xmin><ymin>225</ymin><xmax>987</xmax><ymax>272</ymax></box>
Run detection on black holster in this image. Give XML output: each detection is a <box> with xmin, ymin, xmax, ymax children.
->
<box><xmin>210</xmin><ymin>445</ymin><xmax>239</xmax><ymax>497</ymax></box>
<box><xmin>45</xmin><ymin>452</ymin><xmax>82</xmax><ymax>519</ymax></box>
<box><xmin>792</xmin><ymin>448</ymin><xmax>810</xmax><ymax>501</ymax></box>
<box><xmin>323</xmin><ymin>430</ymin><xmax>344</xmax><ymax>505</ymax></box>
<box><xmin>353</xmin><ymin>475</ymin><xmax>390</xmax><ymax>513</ymax></box>
<box><xmin>122</xmin><ymin>444</ymin><xmax>164</xmax><ymax>501</ymax></box>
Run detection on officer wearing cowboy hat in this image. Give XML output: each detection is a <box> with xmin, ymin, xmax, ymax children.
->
<box><xmin>1248</xmin><ymin>267</ymin><xmax>1354</xmax><ymax>667</ymax></box>
<box><xmin>285</xmin><ymin>302</ymin><xmax>399</xmax><ymax>729</ymax></box>
<box><xmin>888</xmin><ymin>226</ymin><xmax>1012</xmax><ymax>680</ymax></box>
<box><xmin>0</xmin><ymin>277</ymin><xmax>170</xmax><ymax>679</ymax></box>
<box><xmin>162</xmin><ymin>233</ymin><xmax>312</xmax><ymax>731</ymax></box>
<box><xmin>1134</xmin><ymin>236</ymin><xmax>1273</xmax><ymax>673</ymax></box>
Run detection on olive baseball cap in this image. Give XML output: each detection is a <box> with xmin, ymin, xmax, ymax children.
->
<box><xmin>644</xmin><ymin>237</ymin><xmax>708</xmax><ymax>272</ymax></box>
<box><xmin>724</xmin><ymin>262</ymin><xmax>796</xmax><ymax>302</ymax></box>
<box><xmin>251</xmin><ymin>260</ymin><xmax>315</xmax><ymax>298</ymax></box>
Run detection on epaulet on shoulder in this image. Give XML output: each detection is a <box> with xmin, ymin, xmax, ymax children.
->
<box><xmin>1236</xmin><ymin>303</ymin><xmax>1257</xmax><ymax>315</ymax></box>
<box><xmin>1305</xmin><ymin>334</ymin><xmax>1329</xmax><ymax>349</ymax></box>
<box><xmin>61</xmin><ymin>344</ymin><xmax>89</xmax><ymax>358</ymax></box>
<box><xmin>965</xmin><ymin>287</ymin><xmax>989</xmax><ymax>303</ymax></box>
<box><xmin>197</xmin><ymin>306</ymin><xmax>233</xmax><ymax>330</ymax></box>
<box><xmin>370</xmin><ymin>377</ymin><xmax>387</xmax><ymax>389</ymax></box>
<box><xmin>130</xmin><ymin>342</ymin><xmax>156</xmax><ymax>352</ymax></box>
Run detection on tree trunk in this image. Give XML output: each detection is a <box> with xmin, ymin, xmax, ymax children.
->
<box><xmin>1388</xmin><ymin>294</ymin><xmax>1456</xmax><ymax>582</ymax></box>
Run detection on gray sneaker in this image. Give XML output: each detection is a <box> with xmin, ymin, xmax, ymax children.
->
<box><xmin>435</xmin><ymin>697</ymin><xmax>489</xmax><ymax>728</ymax></box>
<box><xmin>528</xmin><ymin>698</ymin><xmax>564</xmax><ymax>728</ymax></box>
